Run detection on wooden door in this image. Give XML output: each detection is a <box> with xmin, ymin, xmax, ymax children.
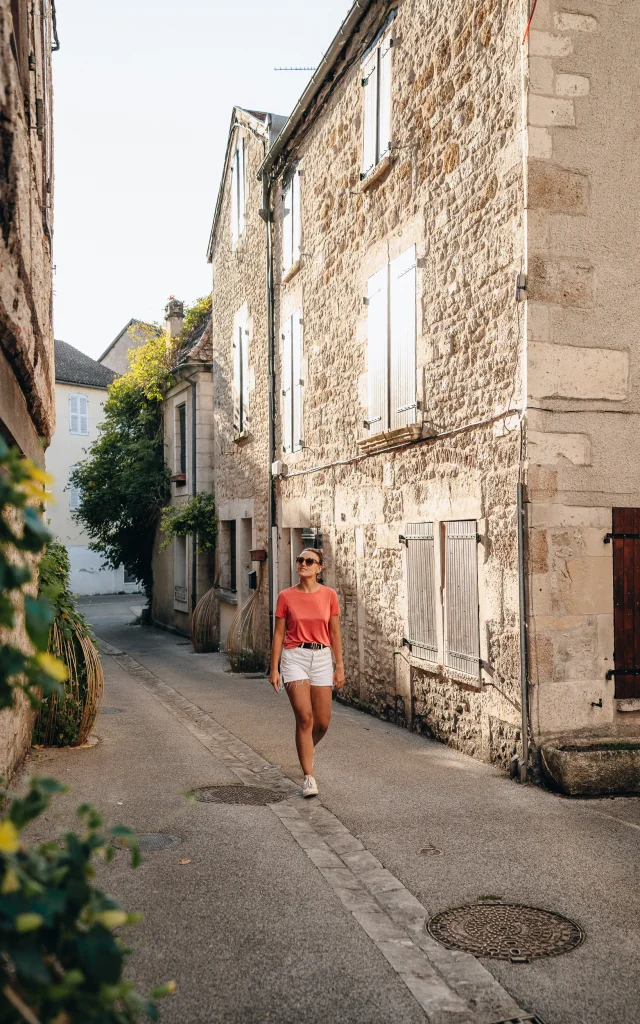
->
<box><xmin>611</xmin><ymin>508</ymin><xmax>640</xmax><ymax>699</ymax></box>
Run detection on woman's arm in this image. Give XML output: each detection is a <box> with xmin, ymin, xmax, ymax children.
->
<box><xmin>269</xmin><ymin>617</ymin><xmax>286</xmax><ymax>692</ymax></box>
<box><xmin>328</xmin><ymin>615</ymin><xmax>344</xmax><ymax>689</ymax></box>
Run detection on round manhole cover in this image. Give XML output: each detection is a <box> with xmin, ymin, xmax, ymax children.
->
<box><xmin>134</xmin><ymin>834</ymin><xmax>182</xmax><ymax>853</ymax></box>
<box><xmin>427</xmin><ymin>903</ymin><xmax>583</xmax><ymax>962</ymax></box>
<box><xmin>190</xmin><ymin>786</ymin><xmax>286</xmax><ymax>805</ymax></box>
<box><xmin>99</xmin><ymin>707</ymin><xmax>123</xmax><ymax>714</ymax></box>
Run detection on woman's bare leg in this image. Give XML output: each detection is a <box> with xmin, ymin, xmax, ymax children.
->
<box><xmin>285</xmin><ymin>680</ymin><xmax>314</xmax><ymax>775</ymax></box>
<box><xmin>310</xmin><ymin>686</ymin><xmax>333</xmax><ymax>747</ymax></box>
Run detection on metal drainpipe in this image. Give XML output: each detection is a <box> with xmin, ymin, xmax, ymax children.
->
<box><xmin>190</xmin><ymin>375</ymin><xmax>197</xmax><ymax>614</ymax></box>
<box><xmin>262</xmin><ymin>166</ymin><xmax>277</xmax><ymax>636</ymax></box>
<box><xmin>517</xmin><ymin>479</ymin><xmax>529</xmax><ymax>775</ymax></box>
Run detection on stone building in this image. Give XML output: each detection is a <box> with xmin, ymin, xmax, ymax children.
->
<box><xmin>0</xmin><ymin>0</ymin><xmax>57</xmax><ymax>775</ymax></box>
<box><xmin>151</xmin><ymin>299</ymin><xmax>215</xmax><ymax>634</ymax></box>
<box><xmin>206</xmin><ymin>108</ymin><xmax>285</xmax><ymax>652</ymax></box>
<box><xmin>209</xmin><ymin>0</ymin><xmax>640</xmax><ymax>780</ymax></box>
<box><xmin>99</xmin><ymin>318</ymin><xmax>160</xmax><ymax>376</ymax></box>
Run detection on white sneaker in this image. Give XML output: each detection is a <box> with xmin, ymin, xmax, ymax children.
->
<box><xmin>302</xmin><ymin>775</ymin><xmax>318</xmax><ymax>798</ymax></box>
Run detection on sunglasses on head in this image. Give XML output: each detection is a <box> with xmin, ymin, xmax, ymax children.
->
<box><xmin>296</xmin><ymin>556</ymin><xmax>320</xmax><ymax>566</ymax></box>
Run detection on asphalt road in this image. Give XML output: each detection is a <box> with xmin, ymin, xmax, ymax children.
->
<box><xmin>22</xmin><ymin>595</ymin><xmax>640</xmax><ymax>1024</ymax></box>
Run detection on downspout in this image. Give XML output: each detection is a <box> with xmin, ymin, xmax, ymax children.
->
<box><xmin>190</xmin><ymin>375</ymin><xmax>197</xmax><ymax>613</ymax></box>
<box><xmin>517</xmin><ymin>477</ymin><xmax>529</xmax><ymax>779</ymax></box>
<box><xmin>261</xmin><ymin>165</ymin><xmax>277</xmax><ymax>635</ymax></box>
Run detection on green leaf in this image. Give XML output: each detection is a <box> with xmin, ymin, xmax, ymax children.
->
<box><xmin>24</xmin><ymin>595</ymin><xmax>55</xmax><ymax>651</ymax></box>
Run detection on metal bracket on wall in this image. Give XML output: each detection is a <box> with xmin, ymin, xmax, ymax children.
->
<box><xmin>606</xmin><ymin>668</ymin><xmax>640</xmax><ymax>680</ymax></box>
<box><xmin>399</xmin><ymin>535</ymin><xmax>408</xmax><ymax>546</ymax></box>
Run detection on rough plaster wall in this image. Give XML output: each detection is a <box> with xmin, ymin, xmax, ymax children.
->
<box><xmin>269</xmin><ymin>0</ymin><xmax>527</xmax><ymax>766</ymax></box>
<box><xmin>0</xmin><ymin>1</ymin><xmax>55</xmax><ymax>448</ymax></box>
<box><xmin>210</xmin><ymin>121</ymin><xmax>270</xmax><ymax>655</ymax></box>
<box><xmin>524</xmin><ymin>0</ymin><xmax>640</xmax><ymax>742</ymax></box>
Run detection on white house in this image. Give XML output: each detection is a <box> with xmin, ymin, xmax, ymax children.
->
<box><xmin>47</xmin><ymin>340</ymin><xmax>140</xmax><ymax>595</ymax></box>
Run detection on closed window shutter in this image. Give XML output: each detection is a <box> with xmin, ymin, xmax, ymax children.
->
<box><xmin>406</xmin><ymin>523</ymin><xmax>437</xmax><ymax>662</ymax></box>
<box><xmin>238</xmin><ymin>136</ymin><xmax>246</xmax><ymax>236</ymax></box>
<box><xmin>444</xmin><ymin>520</ymin><xmax>481</xmax><ymax>678</ymax></box>
<box><xmin>378</xmin><ymin>38</ymin><xmax>392</xmax><ymax>158</ymax></box>
<box><xmin>78</xmin><ymin>394</ymin><xmax>89</xmax><ymax>435</ymax></box>
<box><xmin>282</xmin><ymin>178</ymin><xmax>293</xmax><ymax>272</ymax></box>
<box><xmin>232</xmin><ymin>326</ymin><xmax>241</xmax><ymax>432</ymax></box>
<box><xmin>362</xmin><ymin>50</ymin><xmax>378</xmax><ymax>176</ymax></box>
<box><xmin>292</xmin><ymin>170</ymin><xmax>301</xmax><ymax>264</ymax></box>
<box><xmin>366</xmin><ymin>265</ymin><xmax>388</xmax><ymax>434</ymax></box>
<box><xmin>282</xmin><ymin>318</ymin><xmax>292</xmax><ymax>453</ymax></box>
<box><xmin>68</xmin><ymin>466</ymin><xmax>80</xmax><ymax>511</ymax></box>
<box><xmin>389</xmin><ymin>244</ymin><xmax>417</xmax><ymax>430</ymax></box>
<box><xmin>292</xmin><ymin>308</ymin><xmax>303</xmax><ymax>452</ymax></box>
<box><xmin>230</xmin><ymin>148</ymin><xmax>238</xmax><ymax>243</ymax></box>
<box><xmin>69</xmin><ymin>394</ymin><xmax>79</xmax><ymax>433</ymax></box>
<box><xmin>242</xmin><ymin>320</ymin><xmax>250</xmax><ymax>432</ymax></box>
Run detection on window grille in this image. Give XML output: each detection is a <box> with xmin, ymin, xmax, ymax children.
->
<box><xmin>405</xmin><ymin>523</ymin><xmax>437</xmax><ymax>662</ymax></box>
<box><xmin>444</xmin><ymin>520</ymin><xmax>480</xmax><ymax>678</ymax></box>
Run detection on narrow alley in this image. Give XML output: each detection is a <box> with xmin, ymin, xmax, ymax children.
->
<box><xmin>25</xmin><ymin>597</ymin><xmax>640</xmax><ymax>1024</ymax></box>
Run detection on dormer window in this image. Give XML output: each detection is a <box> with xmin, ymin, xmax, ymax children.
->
<box><xmin>361</xmin><ymin>13</ymin><xmax>396</xmax><ymax>179</ymax></box>
<box><xmin>230</xmin><ymin>135</ymin><xmax>246</xmax><ymax>243</ymax></box>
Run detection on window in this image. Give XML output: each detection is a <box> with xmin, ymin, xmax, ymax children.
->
<box><xmin>233</xmin><ymin>311</ymin><xmax>250</xmax><ymax>435</ymax></box>
<box><xmin>69</xmin><ymin>394</ymin><xmax>88</xmax><ymax>435</ymax></box>
<box><xmin>361</xmin><ymin>16</ymin><xmax>394</xmax><ymax>178</ymax></box>
<box><xmin>220</xmin><ymin>520</ymin><xmax>237</xmax><ymax>592</ymax></box>
<box><xmin>282</xmin><ymin>168</ymin><xmax>301</xmax><ymax>274</ymax></box>
<box><xmin>444</xmin><ymin>521</ymin><xmax>480</xmax><ymax>678</ymax></box>
<box><xmin>366</xmin><ymin>245</ymin><xmax>416</xmax><ymax>436</ymax></box>
<box><xmin>176</xmin><ymin>403</ymin><xmax>187</xmax><ymax>474</ymax></box>
<box><xmin>174</xmin><ymin>536</ymin><xmax>188</xmax><ymax>609</ymax></box>
<box><xmin>405</xmin><ymin>523</ymin><xmax>437</xmax><ymax>663</ymax></box>
<box><xmin>68</xmin><ymin>467</ymin><xmax>81</xmax><ymax>512</ymax></box>
<box><xmin>230</xmin><ymin>135</ymin><xmax>246</xmax><ymax>244</ymax></box>
<box><xmin>281</xmin><ymin>308</ymin><xmax>303</xmax><ymax>454</ymax></box>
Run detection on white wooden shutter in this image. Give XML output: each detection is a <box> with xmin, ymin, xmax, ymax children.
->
<box><xmin>390</xmin><ymin>245</ymin><xmax>417</xmax><ymax>430</ymax></box>
<box><xmin>378</xmin><ymin>37</ymin><xmax>392</xmax><ymax>158</ymax></box>
<box><xmin>406</xmin><ymin>523</ymin><xmax>437</xmax><ymax>662</ymax></box>
<box><xmin>281</xmin><ymin>318</ymin><xmax>292</xmax><ymax>453</ymax></box>
<box><xmin>282</xmin><ymin>178</ymin><xmax>293</xmax><ymax>272</ymax></box>
<box><xmin>241</xmin><ymin>318</ymin><xmax>250</xmax><ymax>432</ymax></box>
<box><xmin>366</xmin><ymin>265</ymin><xmax>388</xmax><ymax>435</ymax></box>
<box><xmin>238</xmin><ymin>136</ymin><xmax>246</xmax><ymax>237</ymax></box>
<box><xmin>78</xmin><ymin>394</ymin><xmax>89</xmax><ymax>435</ymax></box>
<box><xmin>445</xmin><ymin>521</ymin><xmax>481</xmax><ymax>678</ymax></box>
<box><xmin>230</xmin><ymin>148</ymin><xmax>238</xmax><ymax>244</ymax></box>
<box><xmin>292</xmin><ymin>170</ymin><xmax>301</xmax><ymax>264</ymax></box>
<box><xmin>362</xmin><ymin>49</ymin><xmax>378</xmax><ymax>177</ymax></box>
<box><xmin>292</xmin><ymin>308</ymin><xmax>303</xmax><ymax>452</ymax></box>
<box><xmin>232</xmin><ymin>325</ymin><xmax>241</xmax><ymax>432</ymax></box>
<box><xmin>69</xmin><ymin>394</ymin><xmax>79</xmax><ymax>434</ymax></box>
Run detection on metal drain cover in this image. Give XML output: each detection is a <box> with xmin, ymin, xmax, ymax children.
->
<box><xmin>190</xmin><ymin>785</ymin><xmax>286</xmax><ymax>805</ymax></box>
<box><xmin>135</xmin><ymin>834</ymin><xmax>182</xmax><ymax>852</ymax></box>
<box><xmin>99</xmin><ymin>707</ymin><xmax>123</xmax><ymax>714</ymax></box>
<box><xmin>427</xmin><ymin>903</ymin><xmax>583</xmax><ymax>962</ymax></box>
<box><xmin>491</xmin><ymin>1017</ymin><xmax>547</xmax><ymax>1024</ymax></box>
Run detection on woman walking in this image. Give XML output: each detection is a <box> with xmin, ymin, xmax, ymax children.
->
<box><xmin>269</xmin><ymin>548</ymin><xmax>344</xmax><ymax>797</ymax></box>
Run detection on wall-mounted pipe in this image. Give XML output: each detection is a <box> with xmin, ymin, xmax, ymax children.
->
<box><xmin>261</xmin><ymin>164</ymin><xmax>277</xmax><ymax>633</ymax></box>
<box><xmin>517</xmin><ymin>479</ymin><xmax>529</xmax><ymax>772</ymax></box>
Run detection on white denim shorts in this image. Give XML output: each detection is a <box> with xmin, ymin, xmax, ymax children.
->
<box><xmin>280</xmin><ymin>646</ymin><xmax>334</xmax><ymax>687</ymax></box>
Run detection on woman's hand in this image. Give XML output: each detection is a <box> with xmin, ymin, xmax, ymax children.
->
<box><xmin>333</xmin><ymin>665</ymin><xmax>345</xmax><ymax>690</ymax></box>
<box><xmin>269</xmin><ymin>669</ymin><xmax>282</xmax><ymax>693</ymax></box>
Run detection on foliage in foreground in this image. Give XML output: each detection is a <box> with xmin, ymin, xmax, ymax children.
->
<box><xmin>0</xmin><ymin>440</ymin><xmax>171</xmax><ymax>1020</ymax></box>
<box><xmin>33</xmin><ymin>544</ymin><xmax>103</xmax><ymax>747</ymax></box>
<box><xmin>159</xmin><ymin>491</ymin><xmax>217</xmax><ymax>555</ymax></box>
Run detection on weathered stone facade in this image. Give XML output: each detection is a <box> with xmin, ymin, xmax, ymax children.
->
<box><xmin>206</xmin><ymin>0</ymin><xmax>640</xmax><ymax>774</ymax></box>
<box><xmin>0</xmin><ymin>0</ymin><xmax>56</xmax><ymax>777</ymax></box>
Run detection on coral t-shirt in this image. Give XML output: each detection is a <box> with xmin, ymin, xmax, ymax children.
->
<box><xmin>275</xmin><ymin>586</ymin><xmax>340</xmax><ymax>649</ymax></box>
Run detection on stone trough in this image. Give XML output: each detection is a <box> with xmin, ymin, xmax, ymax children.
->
<box><xmin>541</xmin><ymin>739</ymin><xmax>640</xmax><ymax>796</ymax></box>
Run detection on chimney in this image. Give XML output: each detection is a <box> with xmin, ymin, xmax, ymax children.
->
<box><xmin>164</xmin><ymin>296</ymin><xmax>184</xmax><ymax>339</ymax></box>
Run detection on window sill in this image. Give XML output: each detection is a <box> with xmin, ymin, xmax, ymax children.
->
<box><xmin>282</xmin><ymin>259</ymin><xmax>301</xmax><ymax>285</ymax></box>
<box><xmin>233</xmin><ymin>429</ymin><xmax>252</xmax><ymax>446</ymax></box>
<box><xmin>216</xmin><ymin>588</ymin><xmax>238</xmax><ymax>606</ymax></box>
<box><xmin>357</xmin><ymin>422</ymin><xmax>422</xmax><ymax>455</ymax></box>
<box><xmin>358</xmin><ymin>152</ymin><xmax>393</xmax><ymax>192</ymax></box>
<box><xmin>171</xmin><ymin>473</ymin><xmax>187</xmax><ymax>485</ymax></box>
<box><xmin>407</xmin><ymin>657</ymin><xmax>484</xmax><ymax>693</ymax></box>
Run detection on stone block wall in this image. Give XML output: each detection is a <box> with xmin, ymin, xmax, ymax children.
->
<box><xmin>524</xmin><ymin>0</ymin><xmax>640</xmax><ymax>742</ymax></box>
<box><xmin>272</xmin><ymin>0</ymin><xmax>527</xmax><ymax>765</ymax></box>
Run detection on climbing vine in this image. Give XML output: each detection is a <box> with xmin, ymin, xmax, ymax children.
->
<box><xmin>159</xmin><ymin>491</ymin><xmax>217</xmax><ymax>554</ymax></box>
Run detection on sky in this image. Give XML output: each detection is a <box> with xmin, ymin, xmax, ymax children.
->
<box><xmin>52</xmin><ymin>0</ymin><xmax>352</xmax><ymax>360</ymax></box>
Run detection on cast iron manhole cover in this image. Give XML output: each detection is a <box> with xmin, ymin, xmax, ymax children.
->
<box><xmin>134</xmin><ymin>834</ymin><xmax>182</xmax><ymax>852</ymax></box>
<box><xmin>190</xmin><ymin>785</ymin><xmax>286</xmax><ymax>805</ymax></box>
<box><xmin>427</xmin><ymin>903</ymin><xmax>583</xmax><ymax>962</ymax></box>
<box><xmin>99</xmin><ymin>707</ymin><xmax>123</xmax><ymax>714</ymax></box>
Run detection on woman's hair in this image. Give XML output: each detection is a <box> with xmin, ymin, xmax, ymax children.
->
<box><xmin>300</xmin><ymin>547</ymin><xmax>323</xmax><ymax>566</ymax></box>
